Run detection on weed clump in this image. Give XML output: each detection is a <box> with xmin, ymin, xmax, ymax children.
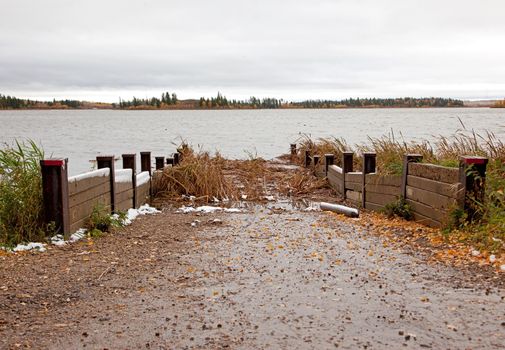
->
<box><xmin>0</xmin><ymin>140</ymin><xmax>45</xmax><ymax>246</ymax></box>
<box><xmin>153</xmin><ymin>147</ymin><xmax>232</xmax><ymax>201</ymax></box>
<box><xmin>382</xmin><ymin>198</ymin><xmax>413</xmax><ymax>221</ymax></box>
<box><xmin>87</xmin><ymin>204</ymin><xmax>126</xmax><ymax>237</ymax></box>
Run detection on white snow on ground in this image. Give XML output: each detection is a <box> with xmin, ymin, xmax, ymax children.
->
<box><xmin>177</xmin><ymin>206</ymin><xmax>242</xmax><ymax>214</ymax></box>
<box><xmin>12</xmin><ymin>242</ymin><xmax>46</xmax><ymax>252</ymax></box>
<box><xmin>68</xmin><ymin>168</ymin><xmax>110</xmax><ymax>183</ymax></box>
<box><xmin>264</xmin><ymin>195</ymin><xmax>275</xmax><ymax>201</ymax></box>
<box><xmin>136</xmin><ymin>171</ymin><xmax>150</xmax><ymax>186</ymax></box>
<box><xmin>11</xmin><ymin>206</ymin><xmax>160</xmax><ymax>254</ymax></box>
<box><xmin>303</xmin><ymin>203</ymin><xmax>321</xmax><ymax>212</ymax></box>
<box><xmin>120</xmin><ymin>204</ymin><xmax>161</xmax><ymax>225</ymax></box>
<box><xmin>50</xmin><ymin>228</ymin><xmax>88</xmax><ymax>247</ymax></box>
<box><xmin>115</xmin><ymin>169</ymin><xmax>133</xmax><ymax>183</ymax></box>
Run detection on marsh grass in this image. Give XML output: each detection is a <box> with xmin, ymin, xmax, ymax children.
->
<box><xmin>0</xmin><ymin>140</ymin><xmax>45</xmax><ymax>246</ymax></box>
<box><xmin>153</xmin><ymin>147</ymin><xmax>233</xmax><ymax>201</ymax></box>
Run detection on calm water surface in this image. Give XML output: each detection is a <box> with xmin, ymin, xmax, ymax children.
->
<box><xmin>1</xmin><ymin>108</ymin><xmax>504</xmax><ymax>175</ymax></box>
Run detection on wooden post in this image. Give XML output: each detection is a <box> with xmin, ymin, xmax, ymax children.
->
<box><xmin>40</xmin><ymin>159</ymin><xmax>70</xmax><ymax>236</ymax></box>
<box><xmin>401</xmin><ymin>154</ymin><xmax>423</xmax><ymax>199</ymax></box>
<box><xmin>325</xmin><ymin>154</ymin><xmax>335</xmax><ymax>175</ymax></box>
<box><xmin>362</xmin><ymin>152</ymin><xmax>377</xmax><ymax>208</ymax></box>
<box><xmin>155</xmin><ymin>156</ymin><xmax>165</xmax><ymax>170</ymax></box>
<box><xmin>290</xmin><ymin>143</ymin><xmax>297</xmax><ymax>156</ymax></box>
<box><xmin>122</xmin><ymin>154</ymin><xmax>136</xmax><ymax>209</ymax></box>
<box><xmin>173</xmin><ymin>152</ymin><xmax>180</xmax><ymax>166</ymax></box>
<box><xmin>313</xmin><ymin>155</ymin><xmax>320</xmax><ymax>166</ymax></box>
<box><xmin>304</xmin><ymin>149</ymin><xmax>311</xmax><ymax>168</ymax></box>
<box><xmin>459</xmin><ymin>156</ymin><xmax>488</xmax><ymax>220</ymax></box>
<box><xmin>342</xmin><ymin>152</ymin><xmax>354</xmax><ymax>200</ymax></box>
<box><xmin>96</xmin><ymin>155</ymin><xmax>116</xmax><ymax>212</ymax></box>
<box><xmin>166</xmin><ymin>157</ymin><xmax>174</xmax><ymax>166</ymax></box>
<box><xmin>140</xmin><ymin>152</ymin><xmax>151</xmax><ymax>175</ymax></box>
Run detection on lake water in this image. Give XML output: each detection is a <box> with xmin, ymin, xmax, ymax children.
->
<box><xmin>1</xmin><ymin>108</ymin><xmax>504</xmax><ymax>175</ymax></box>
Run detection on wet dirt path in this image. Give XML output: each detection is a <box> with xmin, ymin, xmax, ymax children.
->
<box><xmin>1</xmin><ymin>206</ymin><xmax>504</xmax><ymax>349</ymax></box>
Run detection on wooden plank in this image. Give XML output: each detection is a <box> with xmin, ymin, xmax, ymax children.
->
<box><xmin>70</xmin><ymin>218</ymin><xmax>87</xmax><ymax>235</ymax></box>
<box><xmin>116</xmin><ymin>199</ymin><xmax>132</xmax><ymax>212</ymax></box>
<box><xmin>365</xmin><ymin>202</ymin><xmax>384</xmax><ymax>212</ymax></box>
<box><xmin>69</xmin><ymin>182</ymin><xmax>110</xmax><ymax>209</ymax></box>
<box><xmin>115</xmin><ymin>188</ymin><xmax>133</xmax><ymax>205</ymax></box>
<box><xmin>68</xmin><ymin>174</ymin><xmax>109</xmax><ymax>196</ymax></box>
<box><xmin>328</xmin><ymin>166</ymin><xmax>343</xmax><ymax>179</ymax></box>
<box><xmin>365</xmin><ymin>173</ymin><xmax>402</xmax><ymax>187</ymax></box>
<box><xmin>406</xmin><ymin>185</ymin><xmax>457</xmax><ymax>211</ymax></box>
<box><xmin>412</xmin><ymin>211</ymin><xmax>442</xmax><ymax>228</ymax></box>
<box><xmin>136</xmin><ymin>182</ymin><xmax>150</xmax><ymax>208</ymax></box>
<box><xmin>328</xmin><ymin>172</ymin><xmax>343</xmax><ymax>195</ymax></box>
<box><xmin>366</xmin><ymin>192</ymin><xmax>398</xmax><ymax>206</ymax></box>
<box><xmin>115</xmin><ymin>181</ymin><xmax>133</xmax><ymax>194</ymax></box>
<box><xmin>409</xmin><ymin>163</ymin><xmax>459</xmax><ymax>184</ymax></box>
<box><xmin>345</xmin><ymin>172</ymin><xmax>362</xmax><ymax>183</ymax></box>
<box><xmin>406</xmin><ymin>199</ymin><xmax>447</xmax><ymax>224</ymax></box>
<box><xmin>365</xmin><ymin>184</ymin><xmax>401</xmax><ymax>196</ymax></box>
<box><xmin>346</xmin><ymin>190</ymin><xmax>361</xmax><ymax>202</ymax></box>
<box><xmin>328</xmin><ymin>165</ymin><xmax>343</xmax><ymax>175</ymax></box>
<box><xmin>69</xmin><ymin>193</ymin><xmax>111</xmax><ymax>227</ymax></box>
<box><xmin>407</xmin><ymin>175</ymin><xmax>462</xmax><ymax>199</ymax></box>
<box><xmin>345</xmin><ymin>181</ymin><xmax>362</xmax><ymax>192</ymax></box>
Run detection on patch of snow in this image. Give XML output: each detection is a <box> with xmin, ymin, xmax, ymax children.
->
<box><xmin>12</xmin><ymin>242</ymin><xmax>46</xmax><ymax>252</ymax></box>
<box><xmin>241</xmin><ymin>194</ymin><xmax>248</xmax><ymax>200</ymax></box>
<box><xmin>489</xmin><ymin>255</ymin><xmax>496</xmax><ymax>263</ymax></box>
<box><xmin>471</xmin><ymin>250</ymin><xmax>480</xmax><ymax>257</ymax></box>
<box><xmin>50</xmin><ymin>235</ymin><xmax>66</xmax><ymax>246</ymax></box>
<box><xmin>120</xmin><ymin>204</ymin><xmax>161</xmax><ymax>225</ymax></box>
<box><xmin>224</xmin><ymin>208</ymin><xmax>242</xmax><ymax>213</ymax></box>
<box><xmin>70</xmin><ymin>229</ymin><xmax>87</xmax><ymax>243</ymax></box>
<box><xmin>303</xmin><ymin>203</ymin><xmax>321</xmax><ymax>212</ymax></box>
<box><xmin>177</xmin><ymin>206</ymin><xmax>242</xmax><ymax>214</ymax></box>
<box><xmin>264</xmin><ymin>195</ymin><xmax>275</xmax><ymax>201</ymax></box>
<box><xmin>50</xmin><ymin>228</ymin><xmax>87</xmax><ymax>246</ymax></box>
<box><xmin>69</xmin><ymin>168</ymin><xmax>110</xmax><ymax>183</ymax></box>
<box><xmin>136</xmin><ymin>171</ymin><xmax>150</xmax><ymax>186</ymax></box>
<box><xmin>501</xmin><ymin>264</ymin><xmax>505</xmax><ymax>272</ymax></box>
<box><xmin>115</xmin><ymin>169</ymin><xmax>133</xmax><ymax>183</ymax></box>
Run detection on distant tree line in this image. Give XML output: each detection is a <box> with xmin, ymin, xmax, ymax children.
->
<box><xmin>116</xmin><ymin>92</ymin><xmax>178</xmax><ymax>109</ymax></box>
<box><xmin>2</xmin><ymin>92</ymin><xmax>466</xmax><ymax>110</ymax></box>
<box><xmin>0</xmin><ymin>94</ymin><xmax>27</xmax><ymax>108</ymax></box>
<box><xmin>0</xmin><ymin>94</ymin><xmax>82</xmax><ymax>109</ymax></box>
<box><xmin>292</xmin><ymin>97</ymin><xmax>464</xmax><ymax>108</ymax></box>
<box><xmin>198</xmin><ymin>92</ymin><xmax>282</xmax><ymax>109</ymax></box>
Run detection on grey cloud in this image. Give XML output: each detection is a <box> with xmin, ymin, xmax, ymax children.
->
<box><xmin>0</xmin><ymin>0</ymin><xmax>504</xmax><ymax>101</ymax></box>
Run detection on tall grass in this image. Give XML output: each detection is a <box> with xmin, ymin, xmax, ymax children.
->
<box><xmin>0</xmin><ymin>140</ymin><xmax>45</xmax><ymax>246</ymax></box>
<box><xmin>153</xmin><ymin>147</ymin><xmax>232</xmax><ymax>201</ymax></box>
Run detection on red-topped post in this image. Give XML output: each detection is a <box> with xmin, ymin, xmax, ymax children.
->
<box><xmin>40</xmin><ymin>158</ymin><xmax>70</xmax><ymax>236</ymax></box>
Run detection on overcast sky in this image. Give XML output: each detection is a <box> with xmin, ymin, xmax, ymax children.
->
<box><xmin>1</xmin><ymin>0</ymin><xmax>504</xmax><ymax>102</ymax></box>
